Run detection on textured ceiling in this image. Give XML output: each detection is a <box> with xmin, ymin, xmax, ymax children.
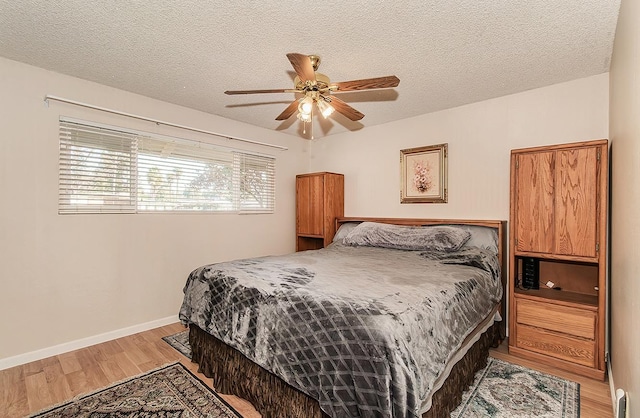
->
<box><xmin>0</xmin><ymin>0</ymin><xmax>620</xmax><ymax>139</ymax></box>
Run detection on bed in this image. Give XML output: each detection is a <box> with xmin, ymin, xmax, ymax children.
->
<box><xmin>179</xmin><ymin>217</ymin><xmax>506</xmax><ymax>418</ymax></box>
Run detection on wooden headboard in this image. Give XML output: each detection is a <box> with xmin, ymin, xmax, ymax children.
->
<box><xmin>336</xmin><ymin>216</ymin><xmax>507</xmax><ymax>337</ymax></box>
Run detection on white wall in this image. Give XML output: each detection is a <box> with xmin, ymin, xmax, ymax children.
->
<box><xmin>0</xmin><ymin>56</ymin><xmax>612</xmax><ymax>368</ymax></box>
<box><xmin>609</xmin><ymin>0</ymin><xmax>640</xmax><ymax>414</ymax></box>
<box><xmin>0</xmin><ymin>57</ymin><xmax>308</xmax><ymax>362</ymax></box>
<box><xmin>310</xmin><ymin>74</ymin><xmax>609</xmax><ymax>222</ymax></box>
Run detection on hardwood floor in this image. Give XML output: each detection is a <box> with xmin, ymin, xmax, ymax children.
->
<box><xmin>0</xmin><ymin>323</ymin><xmax>613</xmax><ymax>417</ymax></box>
<box><xmin>0</xmin><ymin>323</ymin><xmax>261</xmax><ymax>418</ymax></box>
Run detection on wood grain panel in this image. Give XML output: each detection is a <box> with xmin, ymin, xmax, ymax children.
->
<box><xmin>309</xmin><ymin>175</ymin><xmax>324</xmax><ymax>236</ymax></box>
<box><xmin>296</xmin><ymin>175</ymin><xmax>324</xmax><ymax>236</ymax></box>
<box><xmin>516</xmin><ymin>324</ymin><xmax>595</xmax><ymax>367</ymax></box>
<box><xmin>516</xmin><ymin>298</ymin><xmax>596</xmax><ymax>339</ymax></box>
<box><xmin>538</xmin><ymin>260</ymin><xmax>599</xmax><ymax>296</ymax></box>
<box><xmin>24</xmin><ymin>371</ymin><xmax>53</xmax><ymax>412</ymax></box>
<box><xmin>555</xmin><ymin>146</ymin><xmax>598</xmax><ymax>257</ymax></box>
<box><xmin>322</xmin><ymin>174</ymin><xmax>344</xmax><ymax>247</ymax></box>
<box><xmin>295</xmin><ymin>176</ymin><xmax>312</xmax><ymax>235</ymax></box>
<box><xmin>0</xmin><ymin>365</ymin><xmax>28</xmax><ymax>417</ymax></box>
<box><xmin>514</xmin><ymin>151</ymin><xmax>555</xmax><ymax>254</ymax></box>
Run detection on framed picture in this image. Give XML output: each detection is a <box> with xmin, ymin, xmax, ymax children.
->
<box><xmin>400</xmin><ymin>143</ymin><xmax>448</xmax><ymax>203</ymax></box>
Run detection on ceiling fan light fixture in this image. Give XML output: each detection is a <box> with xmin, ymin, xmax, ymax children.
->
<box><xmin>316</xmin><ymin>99</ymin><xmax>335</xmax><ymax>118</ymax></box>
<box><xmin>298</xmin><ymin>96</ymin><xmax>313</xmax><ymax>115</ymax></box>
<box><xmin>297</xmin><ymin>112</ymin><xmax>312</xmax><ymax>122</ymax></box>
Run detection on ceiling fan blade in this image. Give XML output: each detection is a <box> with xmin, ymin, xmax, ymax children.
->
<box><xmin>286</xmin><ymin>53</ymin><xmax>316</xmax><ymax>84</ymax></box>
<box><xmin>225</xmin><ymin>88</ymin><xmax>298</xmax><ymax>95</ymax></box>
<box><xmin>326</xmin><ymin>95</ymin><xmax>365</xmax><ymax>121</ymax></box>
<box><xmin>331</xmin><ymin>75</ymin><xmax>400</xmax><ymax>92</ymax></box>
<box><xmin>275</xmin><ymin>100</ymin><xmax>300</xmax><ymax>121</ymax></box>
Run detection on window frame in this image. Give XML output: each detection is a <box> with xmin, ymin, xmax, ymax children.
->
<box><xmin>58</xmin><ymin>117</ymin><xmax>276</xmax><ymax>215</ymax></box>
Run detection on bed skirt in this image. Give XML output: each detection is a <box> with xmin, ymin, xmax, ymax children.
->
<box><xmin>189</xmin><ymin>322</ymin><xmax>500</xmax><ymax>418</ymax></box>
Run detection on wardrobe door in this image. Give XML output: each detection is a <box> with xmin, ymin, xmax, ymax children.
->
<box><xmin>296</xmin><ymin>175</ymin><xmax>324</xmax><ymax>236</ymax></box>
<box><xmin>554</xmin><ymin>146</ymin><xmax>599</xmax><ymax>258</ymax></box>
<box><xmin>514</xmin><ymin>151</ymin><xmax>555</xmax><ymax>254</ymax></box>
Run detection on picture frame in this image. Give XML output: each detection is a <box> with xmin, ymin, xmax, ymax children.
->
<box><xmin>400</xmin><ymin>143</ymin><xmax>448</xmax><ymax>203</ymax></box>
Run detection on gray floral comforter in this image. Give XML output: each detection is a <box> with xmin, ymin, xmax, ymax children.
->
<box><xmin>179</xmin><ymin>242</ymin><xmax>502</xmax><ymax>418</ymax></box>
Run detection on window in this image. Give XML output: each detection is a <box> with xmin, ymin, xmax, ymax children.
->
<box><xmin>58</xmin><ymin>118</ymin><xmax>275</xmax><ymax>214</ymax></box>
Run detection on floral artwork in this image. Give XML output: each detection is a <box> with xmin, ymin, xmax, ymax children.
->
<box><xmin>413</xmin><ymin>160</ymin><xmax>433</xmax><ymax>193</ymax></box>
<box><xmin>400</xmin><ymin>144</ymin><xmax>447</xmax><ymax>203</ymax></box>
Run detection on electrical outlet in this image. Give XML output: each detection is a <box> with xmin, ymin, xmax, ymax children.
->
<box><xmin>616</xmin><ymin>388</ymin><xmax>626</xmax><ymax>418</ymax></box>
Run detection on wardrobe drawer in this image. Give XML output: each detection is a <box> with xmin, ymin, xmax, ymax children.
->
<box><xmin>515</xmin><ymin>298</ymin><xmax>596</xmax><ymax>340</ymax></box>
<box><xmin>516</xmin><ymin>324</ymin><xmax>595</xmax><ymax>367</ymax></box>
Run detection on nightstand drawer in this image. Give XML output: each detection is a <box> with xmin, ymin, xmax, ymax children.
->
<box><xmin>516</xmin><ymin>324</ymin><xmax>595</xmax><ymax>367</ymax></box>
<box><xmin>515</xmin><ymin>298</ymin><xmax>596</xmax><ymax>340</ymax></box>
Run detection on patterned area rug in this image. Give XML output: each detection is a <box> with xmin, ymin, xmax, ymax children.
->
<box><xmin>451</xmin><ymin>357</ymin><xmax>580</xmax><ymax>417</ymax></box>
<box><xmin>162</xmin><ymin>329</ymin><xmax>192</xmax><ymax>359</ymax></box>
<box><xmin>29</xmin><ymin>362</ymin><xmax>241</xmax><ymax>417</ymax></box>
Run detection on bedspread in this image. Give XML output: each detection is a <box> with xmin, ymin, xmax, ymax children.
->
<box><xmin>179</xmin><ymin>243</ymin><xmax>502</xmax><ymax>418</ymax></box>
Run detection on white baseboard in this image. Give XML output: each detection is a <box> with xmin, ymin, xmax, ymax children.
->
<box><xmin>0</xmin><ymin>315</ymin><xmax>179</xmax><ymax>371</ymax></box>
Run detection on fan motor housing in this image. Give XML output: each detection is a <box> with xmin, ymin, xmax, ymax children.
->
<box><xmin>294</xmin><ymin>72</ymin><xmax>331</xmax><ymax>92</ymax></box>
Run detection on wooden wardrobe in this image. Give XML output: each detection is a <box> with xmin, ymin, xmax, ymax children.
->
<box><xmin>295</xmin><ymin>172</ymin><xmax>344</xmax><ymax>251</ymax></box>
<box><xmin>508</xmin><ymin>139</ymin><xmax>608</xmax><ymax>380</ymax></box>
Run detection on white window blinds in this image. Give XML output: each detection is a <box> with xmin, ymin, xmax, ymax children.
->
<box><xmin>236</xmin><ymin>152</ymin><xmax>276</xmax><ymax>212</ymax></box>
<box><xmin>59</xmin><ymin>122</ymin><xmax>137</xmax><ymax>213</ymax></box>
<box><xmin>59</xmin><ymin>119</ymin><xmax>275</xmax><ymax>214</ymax></box>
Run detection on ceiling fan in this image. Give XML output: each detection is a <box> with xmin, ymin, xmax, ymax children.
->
<box><xmin>224</xmin><ymin>53</ymin><xmax>400</xmax><ymax>125</ymax></box>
